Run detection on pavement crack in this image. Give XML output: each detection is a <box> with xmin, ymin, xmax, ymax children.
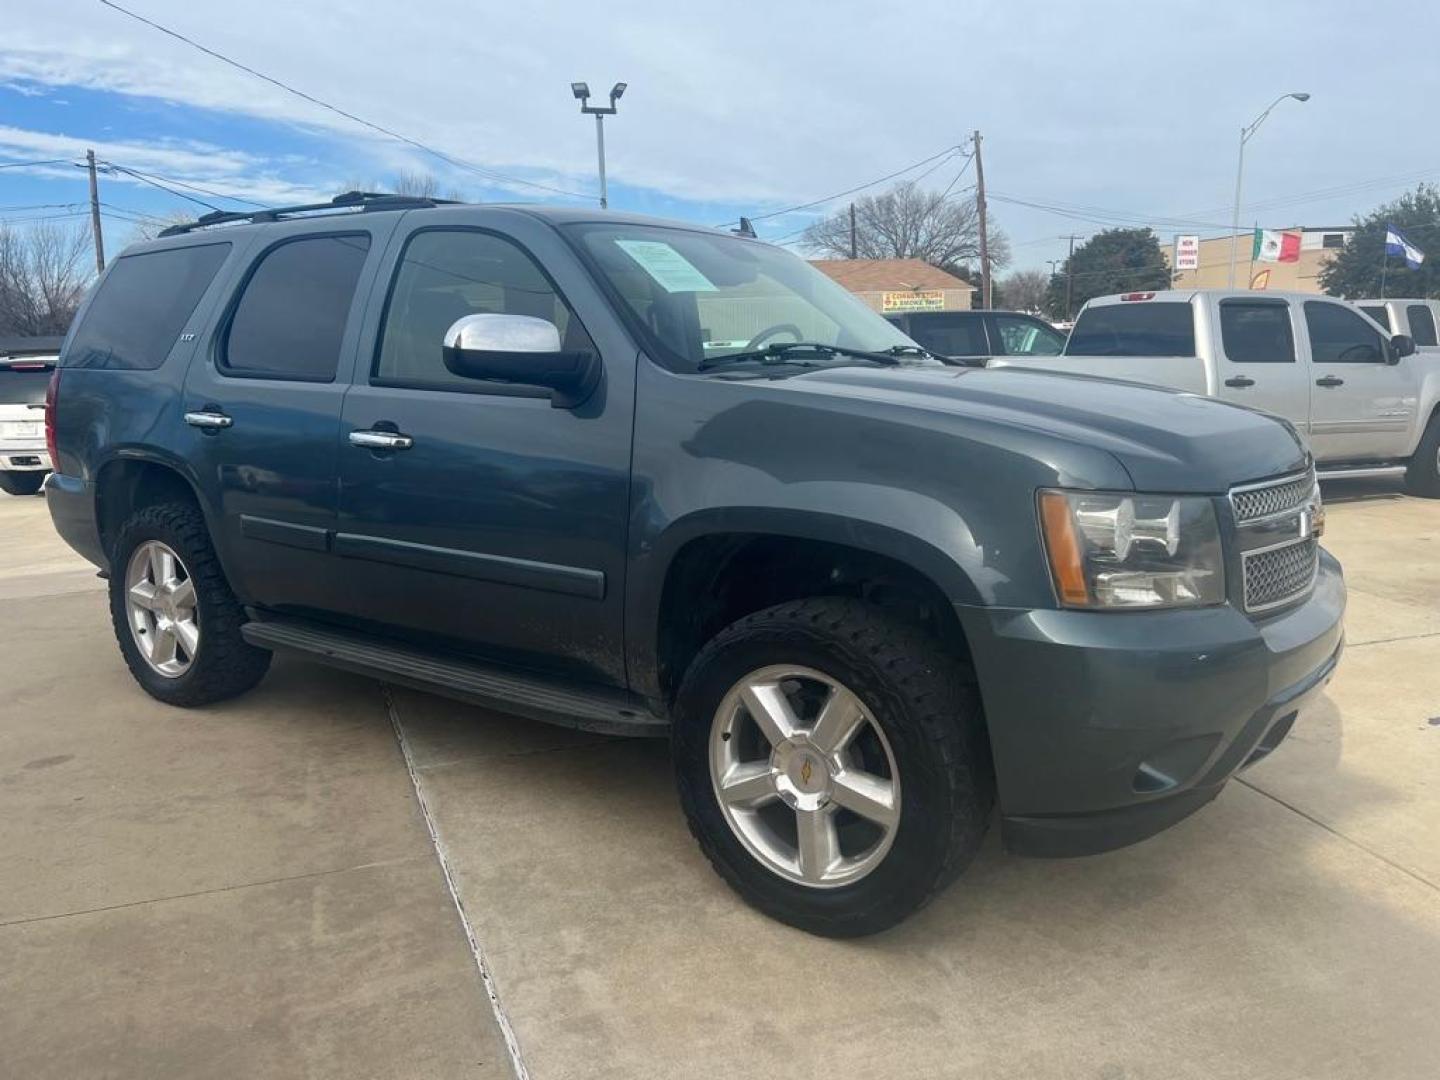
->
<box><xmin>384</xmin><ymin>684</ymin><xmax>531</xmax><ymax>1080</ymax></box>
<box><xmin>1236</xmin><ymin>777</ymin><xmax>1439</xmax><ymax>894</ymax></box>
<box><xmin>0</xmin><ymin>856</ymin><xmax>421</xmax><ymax>929</ymax></box>
<box><xmin>1347</xmin><ymin>630</ymin><xmax>1440</xmax><ymax>648</ymax></box>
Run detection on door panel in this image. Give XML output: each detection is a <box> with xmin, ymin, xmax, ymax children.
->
<box><xmin>331</xmin><ymin>221</ymin><xmax>635</xmax><ymax>686</ymax></box>
<box><xmin>1301</xmin><ymin>300</ymin><xmax>1416</xmax><ymax>462</ymax></box>
<box><xmin>1211</xmin><ymin>297</ymin><xmax>1311</xmax><ymax>428</ymax></box>
<box><xmin>182</xmin><ymin>222</ymin><xmax>394</xmax><ymax>614</ymax></box>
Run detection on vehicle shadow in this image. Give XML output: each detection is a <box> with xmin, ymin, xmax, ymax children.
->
<box><xmin>1319</xmin><ymin>476</ymin><xmax>1408</xmax><ymax>504</ymax></box>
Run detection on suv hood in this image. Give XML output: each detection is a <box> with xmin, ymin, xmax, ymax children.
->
<box><xmin>788</xmin><ymin>364</ymin><xmax>1308</xmax><ymax>492</ymax></box>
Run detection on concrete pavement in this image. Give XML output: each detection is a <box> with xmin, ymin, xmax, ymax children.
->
<box><xmin>3</xmin><ymin>478</ymin><xmax>1439</xmax><ymax>1078</ymax></box>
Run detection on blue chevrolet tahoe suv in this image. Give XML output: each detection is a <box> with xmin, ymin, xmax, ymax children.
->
<box><xmin>44</xmin><ymin>193</ymin><xmax>1345</xmax><ymax>936</ymax></box>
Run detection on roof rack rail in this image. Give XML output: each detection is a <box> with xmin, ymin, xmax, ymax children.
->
<box><xmin>157</xmin><ymin>190</ymin><xmax>458</xmax><ymax>237</ymax></box>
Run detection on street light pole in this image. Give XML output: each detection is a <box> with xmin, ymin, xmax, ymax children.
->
<box><xmin>572</xmin><ymin>81</ymin><xmax>626</xmax><ymax>210</ymax></box>
<box><xmin>1227</xmin><ymin>92</ymin><xmax>1310</xmax><ymax>287</ymax></box>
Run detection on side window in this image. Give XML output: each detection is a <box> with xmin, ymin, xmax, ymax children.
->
<box><xmin>993</xmin><ymin>314</ymin><xmax>1064</xmax><ymax>356</ymax></box>
<box><xmin>1304</xmin><ymin>301</ymin><xmax>1384</xmax><ymax>364</ymax></box>
<box><xmin>1359</xmin><ymin>305</ymin><xmax>1391</xmax><ymax>331</ymax></box>
<box><xmin>1406</xmin><ymin>304</ymin><xmax>1437</xmax><ymax>346</ymax></box>
<box><xmin>375</xmin><ymin>230</ymin><xmax>589</xmax><ymax>390</ymax></box>
<box><xmin>65</xmin><ymin>243</ymin><xmax>231</xmax><ymax>370</ymax></box>
<box><xmin>222</xmin><ymin>234</ymin><xmax>371</xmax><ymax>381</ymax></box>
<box><xmin>905</xmin><ymin>314</ymin><xmax>988</xmax><ymax>357</ymax></box>
<box><xmin>1219</xmin><ymin>301</ymin><xmax>1295</xmax><ymax>363</ymax></box>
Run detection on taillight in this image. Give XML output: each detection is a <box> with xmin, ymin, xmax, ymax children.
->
<box><xmin>44</xmin><ymin>368</ymin><xmax>61</xmax><ymax>466</ymax></box>
<box><xmin>1120</xmin><ymin>292</ymin><xmax>1156</xmax><ymax>302</ymax></box>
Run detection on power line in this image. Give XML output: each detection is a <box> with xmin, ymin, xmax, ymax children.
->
<box><xmin>0</xmin><ymin>158</ymin><xmax>76</xmax><ymax>170</ymax></box>
<box><xmin>97</xmin><ymin>0</ymin><xmax>592</xmax><ymax>201</ymax></box>
<box><xmin>719</xmin><ymin>144</ymin><xmax>965</xmax><ymax>227</ymax></box>
<box><xmin>99</xmin><ymin>163</ymin><xmax>223</xmax><ymax>211</ymax></box>
<box><xmin>103</xmin><ymin>163</ymin><xmax>268</xmax><ymax>208</ymax></box>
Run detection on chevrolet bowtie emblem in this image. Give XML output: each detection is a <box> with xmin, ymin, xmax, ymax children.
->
<box><xmin>800</xmin><ymin>758</ymin><xmax>813</xmax><ymax>785</ymax></box>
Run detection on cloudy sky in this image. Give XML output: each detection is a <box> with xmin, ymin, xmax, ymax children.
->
<box><xmin>3</xmin><ymin>0</ymin><xmax>1437</xmax><ymax>272</ymax></box>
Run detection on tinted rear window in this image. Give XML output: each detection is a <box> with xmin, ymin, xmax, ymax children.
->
<box><xmin>221</xmin><ymin>235</ymin><xmax>370</xmax><ymax>381</ymax></box>
<box><xmin>65</xmin><ymin>243</ymin><xmax>231</xmax><ymax>370</ymax></box>
<box><xmin>1066</xmin><ymin>302</ymin><xmax>1196</xmax><ymax>357</ymax></box>
<box><xmin>1406</xmin><ymin>304</ymin><xmax>1437</xmax><ymax>346</ymax></box>
<box><xmin>1219</xmin><ymin>301</ymin><xmax>1295</xmax><ymax>363</ymax></box>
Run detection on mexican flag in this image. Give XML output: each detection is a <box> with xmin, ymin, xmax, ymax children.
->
<box><xmin>1253</xmin><ymin>228</ymin><xmax>1301</xmax><ymax>263</ymax></box>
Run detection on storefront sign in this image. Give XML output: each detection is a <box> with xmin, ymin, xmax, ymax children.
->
<box><xmin>881</xmin><ymin>290</ymin><xmax>946</xmax><ymax>312</ymax></box>
<box><xmin>1174</xmin><ymin>234</ymin><xmax>1201</xmax><ymax>271</ymax></box>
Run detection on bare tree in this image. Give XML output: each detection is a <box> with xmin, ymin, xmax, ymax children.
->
<box><xmin>126</xmin><ymin>210</ymin><xmax>201</xmax><ymax>245</ymax></box>
<box><xmin>392</xmin><ymin>171</ymin><xmax>467</xmax><ymax>203</ymax></box>
<box><xmin>0</xmin><ymin>222</ymin><xmax>92</xmax><ymax>337</ymax></box>
<box><xmin>997</xmin><ymin>268</ymin><xmax>1049</xmax><ymax>313</ymax></box>
<box><xmin>800</xmin><ymin>181</ymin><xmax>1008</xmax><ymax>278</ymax></box>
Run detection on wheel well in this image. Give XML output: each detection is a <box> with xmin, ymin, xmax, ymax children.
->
<box><xmin>96</xmin><ymin>460</ymin><xmax>200</xmax><ymax>561</ymax></box>
<box><xmin>656</xmin><ymin>533</ymin><xmax>971</xmax><ymax>702</ymax></box>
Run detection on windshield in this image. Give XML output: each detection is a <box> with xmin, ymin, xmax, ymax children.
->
<box><xmin>567</xmin><ymin>223</ymin><xmax>928</xmax><ymax>372</ymax></box>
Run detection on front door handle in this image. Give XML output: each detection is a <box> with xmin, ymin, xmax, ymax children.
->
<box><xmin>1224</xmin><ymin>375</ymin><xmax>1255</xmax><ymax>388</ymax></box>
<box><xmin>184</xmin><ymin>410</ymin><xmax>233</xmax><ymax>429</ymax></box>
<box><xmin>349</xmin><ymin>430</ymin><xmax>414</xmax><ymax>450</ymax></box>
<box><xmin>1315</xmin><ymin>374</ymin><xmax>1345</xmax><ymax>388</ymax></box>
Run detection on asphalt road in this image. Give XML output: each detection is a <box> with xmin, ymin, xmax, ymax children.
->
<box><xmin>2</xmin><ymin>479</ymin><xmax>1437</xmax><ymax>1079</ymax></box>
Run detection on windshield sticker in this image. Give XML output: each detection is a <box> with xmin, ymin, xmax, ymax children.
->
<box><xmin>615</xmin><ymin>240</ymin><xmax>717</xmax><ymax>293</ymax></box>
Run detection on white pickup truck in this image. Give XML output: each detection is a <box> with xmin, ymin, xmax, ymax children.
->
<box><xmin>990</xmin><ymin>289</ymin><xmax>1440</xmax><ymax>496</ymax></box>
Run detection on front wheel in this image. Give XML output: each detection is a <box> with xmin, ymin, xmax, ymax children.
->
<box><xmin>673</xmin><ymin>598</ymin><xmax>992</xmax><ymax>937</ymax></box>
<box><xmin>1405</xmin><ymin>412</ymin><xmax>1440</xmax><ymax>498</ymax></box>
<box><xmin>0</xmin><ymin>470</ymin><xmax>46</xmax><ymax>496</ymax></box>
<box><xmin>109</xmin><ymin>501</ymin><xmax>271</xmax><ymax>706</ymax></box>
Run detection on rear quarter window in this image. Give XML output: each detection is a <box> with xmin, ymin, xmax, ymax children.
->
<box><xmin>64</xmin><ymin>243</ymin><xmax>232</xmax><ymax>370</ymax></box>
<box><xmin>1405</xmin><ymin>304</ymin><xmax>1437</xmax><ymax>346</ymax></box>
<box><xmin>1066</xmin><ymin>302</ymin><xmax>1196</xmax><ymax>357</ymax></box>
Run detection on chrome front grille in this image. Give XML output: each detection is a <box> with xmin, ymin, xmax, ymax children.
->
<box><xmin>1230</xmin><ymin>471</ymin><xmax>1314</xmax><ymax>523</ymax></box>
<box><xmin>1243</xmin><ymin>537</ymin><xmax>1319</xmax><ymax>612</ymax></box>
<box><xmin>1230</xmin><ymin>468</ymin><xmax>1321</xmax><ymax>613</ymax></box>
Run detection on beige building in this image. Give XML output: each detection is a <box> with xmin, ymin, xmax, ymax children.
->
<box><xmin>809</xmin><ymin>258</ymin><xmax>975</xmax><ymax>313</ymax></box>
<box><xmin>1165</xmin><ymin>227</ymin><xmax>1352</xmax><ymax>293</ymax></box>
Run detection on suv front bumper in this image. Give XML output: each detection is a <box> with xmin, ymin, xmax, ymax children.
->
<box><xmin>960</xmin><ymin>548</ymin><xmax>1345</xmax><ymax>857</ymax></box>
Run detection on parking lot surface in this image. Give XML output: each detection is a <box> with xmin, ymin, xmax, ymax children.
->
<box><xmin>3</xmin><ymin>481</ymin><xmax>1438</xmax><ymax>1079</ymax></box>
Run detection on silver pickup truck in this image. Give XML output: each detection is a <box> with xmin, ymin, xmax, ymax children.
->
<box><xmin>991</xmin><ymin>289</ymin><xmax>1440</xmax><ymax>496</ymax></box>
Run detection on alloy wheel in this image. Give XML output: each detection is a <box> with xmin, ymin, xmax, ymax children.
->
<box><xmin>709</xmin><ymin>665</ymin><xmax>901</xmax><ymax>888</ymax></box>
<box><xmin>124</xmin><ymin>540</ymin><xmax>200</xmax><ymax>678</ymax></box>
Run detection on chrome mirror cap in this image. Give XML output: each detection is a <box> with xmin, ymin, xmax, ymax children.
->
<box><xmin>443</xmin><ymin>313</ymin><xmax>562</xmax><ymax>354</ymax></box>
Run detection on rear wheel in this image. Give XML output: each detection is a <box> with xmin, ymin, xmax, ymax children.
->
<box><xmin>673</xmin><ymin>597</ymin><xmax>992</xmax><ymax>937</ymax></box>
<box><xmin>109</xmin><ymin>502</ymin><xmax>271</xmax><ymax>706</ymax></box>
<box><xmin>0</xmin><ymin>470</ymin><xmax>45</xmax><ymax>496</ymax></box>
<box><xmin>1404</xmin><ymin>412</ymin><xmax>1440</xmax><ymax>497</ymax></box>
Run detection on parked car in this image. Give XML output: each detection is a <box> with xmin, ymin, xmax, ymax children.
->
<box><xmin>883</xmin><ymin>308</ymin><xmax>1066</xmax><ymax>365</ymax></box>
<box><xmin>1354</xmin><ymin>298</ymin><xmax>1440</xmax><ymax>350</ymax></box>
<box><xmin>0</xmin><ymin>336</ymin><xmax>62</xmax><ymax>496</ymax></box>
<box><xmin>45</xmin><ymin>196</ymin><xmax>1344</xmax><ymax>936</ymax></box>
<box><xmin>991</xmin><ymin>289</ymin><xmax>1440</xmax><ymax>496</ymax></box>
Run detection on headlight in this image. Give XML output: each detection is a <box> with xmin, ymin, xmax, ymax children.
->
<box><xmin>1038</xmin><ymin>490</ymin><xmax>1225</xmax><ymax>609</ymax></box>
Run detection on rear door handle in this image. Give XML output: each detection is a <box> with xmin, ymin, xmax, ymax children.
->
<box><xmin>1315</xmin><ymin>375</ymin><xmax>1345</xmax><ymax>388</ymax></box>
<box><xmin>1223</xmin><ymin>376</ymin><xmax>1255</xmax><ymax>388</ymax></box>
<box><xmin>183</xmin><ymin>410</ymin><xmax>233</xmax><ymax>429</ymax></box>
<box><xmin>349</xmin><ymin>430</ymin><xmax>414</xmax><ymax>450</ymax></box>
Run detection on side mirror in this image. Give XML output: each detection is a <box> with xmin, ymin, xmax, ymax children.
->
<box><xmin>442</xmin><ymin>314</ymin><xmax>599</xmax><ymax>408</ymax></box>
<box><xmin>1389</xmin><ymin>333</ymin><xmax>1416</xmax><ymax>362</ymax></box>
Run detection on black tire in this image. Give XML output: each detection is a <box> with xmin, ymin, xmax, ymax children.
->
<box><xmin>0</xmin><ymin>470</ymin><xmax>46</xmax><ymax>496</ymax></box>
<box><xmin>673</xmin><ymin>597</ymin><xmax>993</xmax><ymax>937</ymax></box>
<box><xmin>108</xmin><ymin>501</ymin><xmax>271</xmax><ymax>706</ymax></box>
<box><xmin>1404</xmin><ymin>412</ymin><xmax>1440</xmax><ymax>498</ymax></box>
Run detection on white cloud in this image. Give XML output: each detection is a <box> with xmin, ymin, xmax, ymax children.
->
<box><xmin>4</xmin><ymin>0</ymin><xmax>1440</xmax><ymax>267</ymax></box>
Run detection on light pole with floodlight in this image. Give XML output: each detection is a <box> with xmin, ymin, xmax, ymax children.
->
<box><xmin>1227</xmin><ymin>92</ymin><xmax>1310</xmax><ymax>286</ymax></box>
<box><xmin>572</xmin><ymin>81</ymin><xmax>626</xmax><ymax>209</ymax></box>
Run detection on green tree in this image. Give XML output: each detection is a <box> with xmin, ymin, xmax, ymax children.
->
<box><xmin>1320</xmin><ymin>184</ymin><xmax>1440</xmax><ymax>299</ymax></box>
<box><xmin>1045</xmin><ymin>228</ymin><xmax>1171</xmax><ymax>318</ymax></box>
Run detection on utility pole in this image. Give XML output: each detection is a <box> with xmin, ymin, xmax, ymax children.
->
<box><xmin>972</xmin><ymin>130</ymin><xmax>990</xmax><ymax>309</ymax></box>
<box><xmin>849</xmin><ymin>202</ymin><xmax>857</xmax><ymax>259</ymax></box>
<box><xmin>572</xmin><ymin>81</ymin><xmax>627</xmax><ymax>210</ymax></box>
<box><xmin>1061</xmin><ymin>233</ymin><xmax>1083</xmax><ymax>319</ymax></box>
<box><xmin>85</xmin><ymin>149</ymin><xmax>105</xmax><ymax>273</ymax></box>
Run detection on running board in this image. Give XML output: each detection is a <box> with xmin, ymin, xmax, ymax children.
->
<box><xmin>241</xmin><ymin>618</ymin><xmax>668</xmax><ymax>738</ymax></box>
<box><xmin>1316</xmin><ymin>465</ymin><xmax>1407</xmax><ymax>481</ymax></box>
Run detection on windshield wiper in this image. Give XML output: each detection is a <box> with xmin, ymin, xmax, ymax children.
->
<box><xmin>697</xmin><ymin>341</ymin><xmax>901</xmax><ymax>372</ymax></box>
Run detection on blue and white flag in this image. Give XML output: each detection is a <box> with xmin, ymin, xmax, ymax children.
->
<box><xmin>1385</xmin><ymin>224</ymin><xmax>1426</xmax><ymax>269</ymax></box>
